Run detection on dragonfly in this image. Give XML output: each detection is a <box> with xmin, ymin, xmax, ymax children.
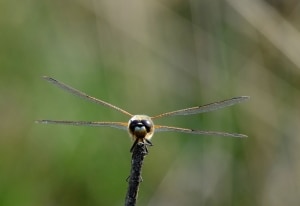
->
<box><xmin>36</xmin><ymin>76</ymin><xmax>250</xmax><ymax>152</ymax></box>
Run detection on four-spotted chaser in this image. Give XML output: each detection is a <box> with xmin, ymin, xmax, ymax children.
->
<box><xmin>36</xmin><ymin>76</ymin><xmax>249</xmax><ymax>152</ymax></box>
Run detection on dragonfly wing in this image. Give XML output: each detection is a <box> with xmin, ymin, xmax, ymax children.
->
<box><xmin>36</xmin><ymin>120</ymin><xmax>128</xmax><ymax>130</ymax></box>
<box><xmin>42</xmin><ymin>76</ymin><xmax>133</xmax><ymax>117</ymax></box>
<box><xmin>155</xmin><ymin>125</ymin><xmax>248</xmax><ymax>138</ymax></box>
<box><xmin>152</xmin><ymin>96</ymin><xmax>250</xmax><ymax>119</ymax></box>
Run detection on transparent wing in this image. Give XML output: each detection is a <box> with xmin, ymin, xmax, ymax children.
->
<box><xmin>155</xmin><ymin>125</ymin><xmax>247</xmax><ymax>138</ymax></box>
<box><xmin>42</xmin><ymin>76</ymin><xmax>133</xmax><ymax>117</ymax></box>
<box><xmin>152</xmin><ymin>96</ymin><xmax>250</xmax><ymax>119</ymax></box>
<box><xmin>36</xmin><ymin>120</ymin><xmax>128</xmax><ymax>130</ymax></box>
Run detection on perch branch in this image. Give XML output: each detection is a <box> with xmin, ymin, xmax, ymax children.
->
<box><xmin>125</xmin><ymin>142</ymin><xmax>148</xmax><ymax>206</ymax></box>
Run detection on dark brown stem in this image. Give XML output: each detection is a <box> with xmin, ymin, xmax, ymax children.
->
<box><xmin>125</xmin><ymin>142</ymin><xmax>148</xmax><ymax>206</ymax></box>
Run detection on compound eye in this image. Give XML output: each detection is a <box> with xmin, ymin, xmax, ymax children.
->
<box><xmin>141</xmin><ymin>120</ymin><xmax>153</xmax><ymax>132</ymax></box>
<box><xmin>130</xmin><ymin>120</ymin><xmax>139</xmax><ymax>124</ymax></box>
<box><xmin>129</xmin><ymin>120</ymin><xmax>140</xmax><ymax>132</ymax></box>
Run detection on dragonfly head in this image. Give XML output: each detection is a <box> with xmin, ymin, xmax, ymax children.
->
<box><xmin>128</xmin><ymin>115</ymin><xmax>154</xmax><ymax>141</ymax></box>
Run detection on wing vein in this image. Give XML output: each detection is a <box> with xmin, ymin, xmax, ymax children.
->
<box><xmin>42</xmin><ymin>76</ymin><xmax>133</xmax><ymax>117</ymax></box>
<box><xmin>36</xmin><ymin>120</ymin><xmax>128</xmax><ymax>130</ymax></box>
<box><xmin>155</xmin><ymin>125</ymin><xmax>247</xmax><ymax>138</ymax></box>
<box><xmin>152</xmin><ymin>96</ymin><xmax>250</xmax><ymax>119</ymax></box>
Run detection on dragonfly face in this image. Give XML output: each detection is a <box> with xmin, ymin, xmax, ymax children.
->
<box><xmin>128</xmin><ymin>115</ymin><xmax>154</xmax><ymax>141</ymax></box>
<box><xmin>36</xmin><ymin>76</ymin><xmax>250</xmax><ymax>152</ymax></box>
<box><xmin>128</xmin><ymin>115</ymin><xmax>154</xmax><ymax>152</ymax></box>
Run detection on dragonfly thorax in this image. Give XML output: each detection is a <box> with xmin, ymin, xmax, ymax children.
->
<box><xmin>128</xmin><ymin>115</ymin><xmax>154</xmax><ymax>141</ymax></box>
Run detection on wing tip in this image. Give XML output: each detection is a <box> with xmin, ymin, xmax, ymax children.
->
<box><xmin>235</xmin><ymin>133</ymin><xmax>248</xmax><ymax>138</ymax></box>
<box><xmin>41</xmin><ymin>76</ymin><xmax>55</xmax><ymax>82</ymax></box>
<box><xmin>35</xmin><ymin>120</ymin><xmax>48</xmax><ymax>124</ymax></box>
<box><xmin>240</xmin><ymin>96</ymin><xmax>250</xmax><ymax>101</ymax></box>
<box><xmin>41</xmin><ymin>75</ymin><xmax>49</xmax><ymax>79</ymax></box>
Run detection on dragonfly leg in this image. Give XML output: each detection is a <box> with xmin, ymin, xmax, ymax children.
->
<box><xmin>130</xmin><ymin>138</ymin><xmax>152</xmax><ymax>154</ymax></box>
<box><xmin>143</xmin><ymin>139</ymin><xmax>153</xmax><ymax>154</ymax></box>
<box><xmin>130</xmin><ymin>139</ymin><xmax>139</xmax><ymax>153</ymax></box>
<box><xmin>144</xmin><ymin>139</ymin><xmax>153</xmax><ymax>147</ymax></box>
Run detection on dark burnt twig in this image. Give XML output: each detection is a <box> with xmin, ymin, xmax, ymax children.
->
<box><xmin>125</xmin><ymin>142</ymin><xmax>149</xmax><ymax>206</ymax></box>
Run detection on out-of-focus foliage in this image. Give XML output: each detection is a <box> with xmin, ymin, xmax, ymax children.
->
<box><xmin>1</xmin><ymin>0</ymin><xmax>300</xmax><ymax>205</ymax></box>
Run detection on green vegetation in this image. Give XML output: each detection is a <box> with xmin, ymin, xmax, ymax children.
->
<box><xmin>1</xmin><ymin>1</ymin><xmax>300</xmax><ymax>205</ymax></box>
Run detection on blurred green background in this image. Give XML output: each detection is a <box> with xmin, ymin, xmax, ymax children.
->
<box><xmin>1</xmin><ymin>0</ymin><xmax>300</xmax><ymax>205</ymax></box>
